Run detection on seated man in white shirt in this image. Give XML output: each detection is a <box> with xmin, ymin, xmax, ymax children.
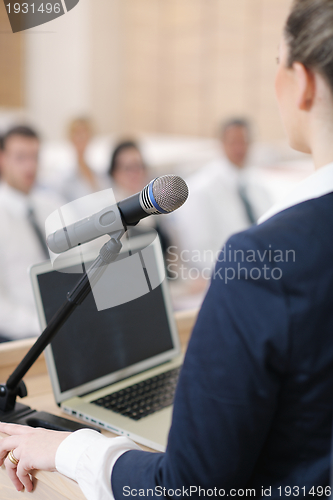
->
<box><xmin>172</xmin><ymin>118</ymin><xmax>272</xmax><ymax>282</ymax></box>
<box><xmin>0</xmin><ymin>126</ymin><xmax>63</xmax><ymax>342</ymax></box>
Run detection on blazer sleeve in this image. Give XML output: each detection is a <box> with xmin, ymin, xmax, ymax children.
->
<box><xmin>112</xmin><ymin>229</ymin><xmax>290</xmax><ymax>497</ymax></box>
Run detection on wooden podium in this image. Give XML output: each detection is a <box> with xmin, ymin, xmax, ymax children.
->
<box><xmin>0</xmin><ymin>309</ymin><xmax>197</xmax><ymax>499</ymax></box>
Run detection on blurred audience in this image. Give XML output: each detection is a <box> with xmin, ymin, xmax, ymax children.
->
<box><xmin>108</xmin><ymin>140</ymin><xmax>171</xmax><ymax>254</ymax></box>
<box><xmin>173</xmin><ymin>118</ymin><xmax>272</xmax><ymax>275</ymax></box>
<box><xmin>0</xmin><ymin>126</ymin><xmax>63</xmax><ymax>342</ymax></box>
<box><xmin>59</xmin><ymin>117</ymin><xmax>109</xmax><ymax>202</ymax></box>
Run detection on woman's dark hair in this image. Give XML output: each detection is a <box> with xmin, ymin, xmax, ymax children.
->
<box><xmin>108</xmin><ymin>140</ymin><xmax>143</xmax><ymax>178</ymax></box>
<box><xmin>285</xmin><ymin>0</ymin><xmax>333</xmax><ymax>92</ymax></box>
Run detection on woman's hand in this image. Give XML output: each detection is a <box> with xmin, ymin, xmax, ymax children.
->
<box><xmin>0</xmin><ymin>422</ymin><xmax>70</xmax><ymax>492</ymax></box>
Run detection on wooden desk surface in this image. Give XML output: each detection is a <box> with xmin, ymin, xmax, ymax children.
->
<box><xmin>0</xmin><ymin>309</ymin><xmax>198</xmax><ymax>499</ymax></box>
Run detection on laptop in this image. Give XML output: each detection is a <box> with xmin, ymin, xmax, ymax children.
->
<box><xmin>30</xmin><ymin>233</ymin><xmax>183</xmax><ymax>451</ymax></box>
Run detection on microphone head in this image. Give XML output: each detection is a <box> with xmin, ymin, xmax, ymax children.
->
<box><xmin>152</xmin><ymin>175</ymin><xmax>189</xmax><ymax>213</ymax></box>
<box><xmin>139</xmin><ymin>175</ymin><xmax>189</xmax><ymax>216</ymax></box>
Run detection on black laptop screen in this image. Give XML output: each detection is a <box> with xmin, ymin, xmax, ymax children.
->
<box><xmin>37</xmin><ymin>270</ymin><xmax>174</xmax><ymax>393</ymax></box>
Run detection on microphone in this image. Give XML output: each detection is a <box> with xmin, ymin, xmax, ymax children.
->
<box><xmin>47</xmin><ymin>175</ymin><xmax>189</xmax><ymax>254</ymax></box>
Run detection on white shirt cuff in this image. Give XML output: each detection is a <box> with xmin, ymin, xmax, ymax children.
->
<box><xmin>55</xmin><ymin>429</ymin><xmax>141</xmax><ymax>500</ymax></box>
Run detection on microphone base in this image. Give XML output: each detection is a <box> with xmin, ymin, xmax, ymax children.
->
<box><xmin>0</xmin><ymin>403</ymin><xmax>100</xmax><ymax>433</ymax></box>
<box><xmin>0</xmin><ymin>401</ymin><xmax>33</xmax><ymax>422</ymax></box>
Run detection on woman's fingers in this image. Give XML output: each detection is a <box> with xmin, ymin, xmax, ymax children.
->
<box><xmin>2</xmin><ymin>447</ymin><xmax>34</xmax><ymax>492</ymax></box>
<box><xmin>4</xmin><ymin>454</ymin><xmax>25</xmax><ymax>492</ymax></box>
<box><xmin>16</xmin><ymin>460</ymin><xmax>34</xmax><ymax>493</ymax></box>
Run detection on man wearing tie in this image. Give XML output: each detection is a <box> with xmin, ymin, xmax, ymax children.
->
<box><xmin>0</xmin><ymin>126</ymin><xmax>62</xmax><ymax>341</ymax></box>
<box><xmin>173</xmin><ymin>118</ymin><xmax>272</xmax><ymax>277</ymax></box>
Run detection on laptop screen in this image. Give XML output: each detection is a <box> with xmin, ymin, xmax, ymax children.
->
<box><xmin>37</xmin><ymin>269</ymin><xmax>175</xmax><ymax>393</ymax></box>
<box><xmin>32</xmin><ymin>228</ymin><xmax>180</xmax><ymax>402</ymax></box>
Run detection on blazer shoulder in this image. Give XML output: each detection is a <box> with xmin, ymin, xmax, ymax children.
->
<box><xmin>258</xmin><ymin>192</ymin><xmax>333</xmax><ymax>233</ymax></box>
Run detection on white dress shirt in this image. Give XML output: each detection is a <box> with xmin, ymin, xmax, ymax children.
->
<box><xmin>0</xmin><ymin>183</ymin><xmax>63</xmax><ymax>340</ymax></box>
<box><xmin>258</xmin><ymin>161</ymin><xmax>333</xmax><ymax>224</ymax></box>
<box><xmin>172</xmin><ymin>158</ymin><xmax>272</xmax><ymax>270</ymax></box>
<box><xmin>55</xmin><ymin>162</ymin><xmax>333</xmax><ymax>500</ymax></box>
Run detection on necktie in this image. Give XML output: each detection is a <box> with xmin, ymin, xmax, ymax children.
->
<box><xmin>27</xmin><ymin>206</ymin><xmax>49</xmax><ymax>259</ymax></box>
<box><xmin>238</xmin><ymin>183</ymin><xmax>257</xmax><ymax>225</ymax></box>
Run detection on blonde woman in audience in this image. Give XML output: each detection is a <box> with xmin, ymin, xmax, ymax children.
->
<box><xmin>59</xmin><ymin>117</ymin><xmax>109</xmax><ymax>202</ymax></box>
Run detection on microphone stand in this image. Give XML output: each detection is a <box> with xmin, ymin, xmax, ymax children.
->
<box><xmin>0</xmin><ymin>230</ymin><xmax>124</xmax><ymax>431</ymax></box>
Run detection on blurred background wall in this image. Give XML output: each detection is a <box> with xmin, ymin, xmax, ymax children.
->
<box><xmin>0</xmin><ymin>2</ymin><xmax>24</xmax><ymax>107</ymax></box>
<box><xmin>0</xmin><ymin>0</ymin><xmax>291</xmax><ymax>142</ymax></box>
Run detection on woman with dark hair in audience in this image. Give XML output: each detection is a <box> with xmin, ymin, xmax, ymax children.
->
<box><xmin>1</xmin><ymin>1</ymin><xmax>333</xmax><ymax>498</ymax></box>
<box><xmin>109</xmin><ymin>139</ymin><xmax>171</xmax><ymax>255</ymax></box>
<box><xmin>108</xmin><ymin>140</ymin><xmax>147</xmax><ymax>201</ymax></box>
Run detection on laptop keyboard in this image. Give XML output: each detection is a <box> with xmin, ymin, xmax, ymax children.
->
<box><xmin>92</xmin><ymin>366</ymin><xmax>181</xmax><ymax>421</ymax></box>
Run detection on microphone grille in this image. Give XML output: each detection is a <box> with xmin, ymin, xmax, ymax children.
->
<box><xmin>152</xmin><ymin>175</ymin><xmax>189</xmax><ymax>213</ymax></box>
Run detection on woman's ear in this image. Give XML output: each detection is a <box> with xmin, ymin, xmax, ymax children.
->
<box><xmin>293</xmin><ymin>62</ymin><xmax>316</xmax><ymax>111</ymax></box>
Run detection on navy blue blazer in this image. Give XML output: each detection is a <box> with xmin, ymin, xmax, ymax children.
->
<box><xmin>112</xmin><ymin>193</ymin><xmax>333</xmax><ymax>499</ymax></box>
